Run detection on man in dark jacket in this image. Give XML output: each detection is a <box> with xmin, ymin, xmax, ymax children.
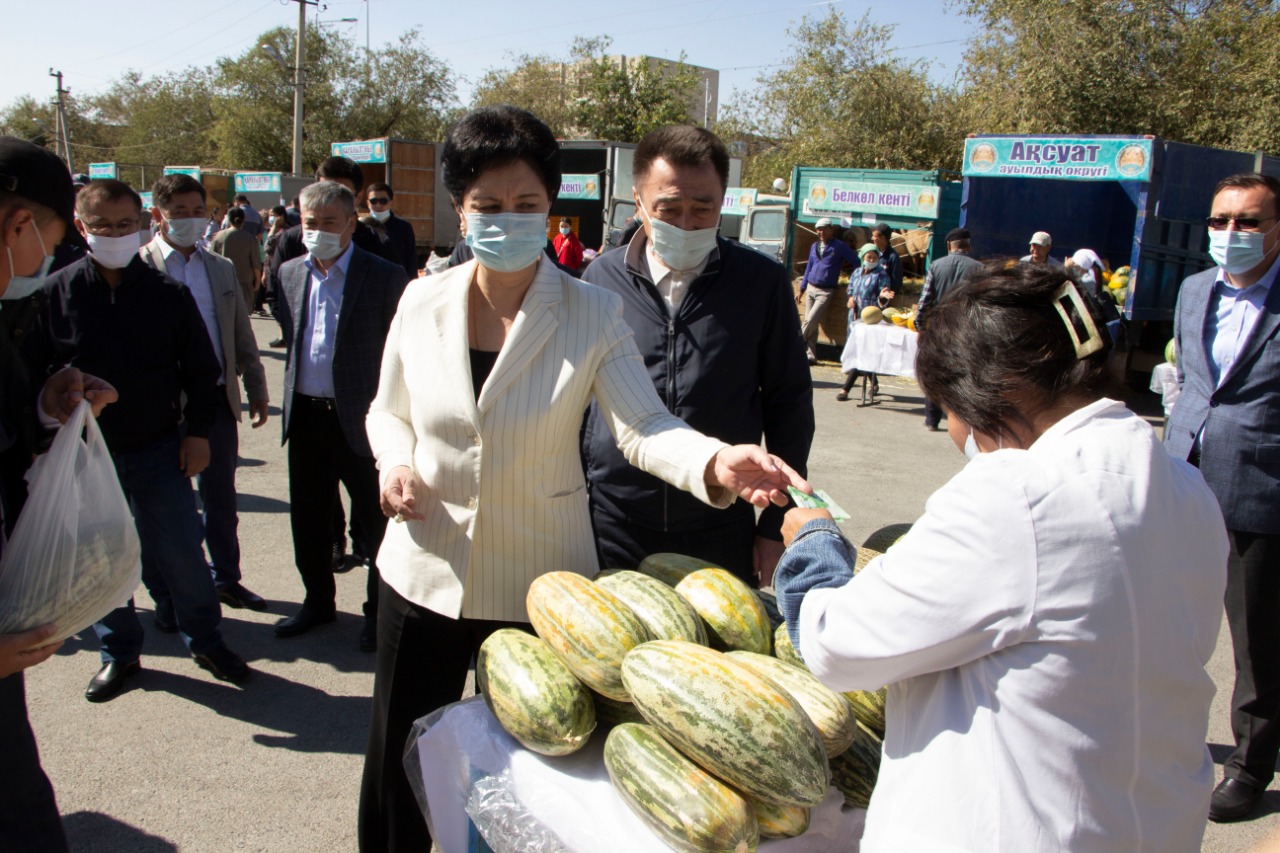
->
<box><xmin>26</xmin><ymin>179</ymin><xmax>251</xmax><ymax>702</ymax></box>
<box><xmin>915</xmin><ymin>227</ymin><xmax>984</xmax><ymax>431</ymax></box>
<box><xmin>361</xmin><ymin>182</ymin><xmax>418</xmax><ymax>278</ymax></box>
<box><xmin>581</xmin><ymin>125</ymin><xmax>814</xmax><ymax>586</ymax></box>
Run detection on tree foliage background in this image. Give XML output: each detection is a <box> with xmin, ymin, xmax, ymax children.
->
<box><xmin>3</xmin><ymin>3</ymin><xmax>1279</xmax><ymax>192</ymax></box>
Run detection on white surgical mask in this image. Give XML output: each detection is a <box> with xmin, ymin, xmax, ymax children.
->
<box><xmin>303</xmin><ymin>222</ymin><xmax>351</xmax><ymax>261</ymax></box>
<box><xmin>86</xmin><ymin>232</ymin><xmax>142</xmax><ymax>270</ymax></box>
<box><xmin>369</xmin><ymin>209</ymin><xmax>391</xmax><ymax>223</ymax></box>
<box><xmin>465</xmin><ymin>212</ymin><xmax>549</xmax><ymax>273</ymax></box>
<box><xmin>559</xmin><ymin>225</ymin><xmax>571</xmax><ymax>236</ymax></box>
<box><xmin>1209</xmin><ymin>222</ymin><xmax>1278</xmax><ymax>275</ymax></box>
<box><xmin>163</xmin><ymin>216</ymin><xmax>206</xmax><ymax>248</ymax></box>
<box><xmin>963</xmin><ymin>430</ymin><xmax>979</xmax><ymax>460</ymax></box>
<box><xmin>638</xmin><ymin>198</ymin><xmax>718</xmax><ymax>271</ymax></box>
<box><xmin>4</xmin><ymin>226</ymin><xmax>53</xmax><ymax>301</ymax></box>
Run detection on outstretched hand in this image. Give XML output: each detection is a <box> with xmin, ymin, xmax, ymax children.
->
<box><xmin>707</xmin><ymin>445</ymin><xmax>811</xmax><ymax>508</ymax></box>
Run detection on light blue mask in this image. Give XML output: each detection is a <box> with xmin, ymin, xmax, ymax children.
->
<box><xmin>1209</xmin><ymin>222</ymin><xmax>1278</xmax><ymax>275</ymax></box>
<box><xmin>4</xmin><ymin>226</ymin><xmax>53</xmax><ymax>302</ymax></box>
<box><xmin>465</xmin><ymin>213</ymin><xmax>548</xmax><ymax>273</ymax></box>
<box><xmin>963</xmin><ymin>430</ymin><xmax>979</xmax><ymax>460</ymax></box>
<box><xmin>163</xmin><ymin>216</ymin><xmax>207</xmax><ymax>248</ymax></box>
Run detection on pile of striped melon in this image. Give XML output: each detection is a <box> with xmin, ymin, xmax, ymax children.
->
<box><xmin>475</xmin><ymin>546</ymin><xmax>895</xmax><ymax>853</ymax></box>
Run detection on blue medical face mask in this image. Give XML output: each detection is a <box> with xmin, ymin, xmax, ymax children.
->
<box><xmin>1209</xmin><ymin>220</ymin><xmax>1278</xmax><ymax>275</ymax></box>
<box><xmin>162</xmin><ymin>215</ymin><xmax>207</xmax><ymax>248</ymax></box>
<box><xmin>4</xmin><ymin>225</ymin><xmax>53</xmax><ymax>301</ymax></box>
<box><xmin>465</xmin><ymin>212</ymin><xmax>548</xmax><ymax>273</ymax></box>
<box><xmin>963</xmin><ymin>430</ymin><xmax>979</xmax><ymax>460</ymax></box>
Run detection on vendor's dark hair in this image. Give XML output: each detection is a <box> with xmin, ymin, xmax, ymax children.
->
<box><xmin>916</xmin><ymin>261</ymin><xmax>1114</xmax><ymax>442</ymax></box>
<box><xmin>633</xmin><ymin>125</ymin><xmax>729</xmax><ymax>192</ymax></box>
<box><xmin>227</xmin><ymin>207</ymin><xmax>245</xmax><ymax>226</ymax></box>
<box><xmin>442</xmin><ymin>105</ymin><xmax>561</xmax><ymax>205</ymax></box>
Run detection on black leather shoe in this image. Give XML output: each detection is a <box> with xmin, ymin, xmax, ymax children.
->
<box><xmin>269</xmin><ymin>338</ymin><xmax>286</xmax><ymax>348</ymax></box>
<box><xmin>331</xmin><ymin>541</ymin><xmax>350</xmax><ymax>572</ymax></box>
<box><xmin>153</xmin><ymin>600</ymin><xmax>178</xmax><ymax>633</ymax></box>
<box><xmin>86</xmin><ymin>660</ymin><xmax>141</xmax><ymax>702</ymax></box>
<box><xmin>1209</xmin><ymin>777</ymin><xmax>1265</xmax><ymax>823</ymax></box>
<box><xmin>274</xmin><ymin>606</ymin><xmax>337</xmax><ymax>638</ymax></box>
<box><xmin>359</xmin><ymin>618</ymin><xmax>377</xmax><ymax>653</ymax></box>
<box><xmin>217</xmin><ymin>582</ymin><xmax>268</xmax><ymax>611</ymax></box>
<box><xmin>193</xmin><ymin>644</ymin><xmax>251</xmax><ymax>683</ymax></box>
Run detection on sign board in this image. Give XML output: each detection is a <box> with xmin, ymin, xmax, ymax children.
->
<box><xmin>163</xmin><ymin>166</ymin><xmax>202</xmax><ymax>180</ymax></box>
<box><xmin>799</xmin><ymin>177</ymin><xmax>941</xmax><ymax>221</ymax></box>
<box><xmin>234</xmin><ymin>172</ymin><xmax>282</xmax><ymax>194</ymax></box>
<box><xmin>88</xmin><ymin>162</ymin><xmax>117</xmax><ymax>180</ymax></box>
<box><xmin>139</xmin><ymin>191</ymin><xmax>153</xmax><ymax>209</ymax></box>
<box><xmin>559</xmin><ymin>174</ymin><xmax>601</xmax><ymax>201</ymax></box>
<box><xmin>962</xmin><ymin>137</ymin><xmax>1154</xmax><ymax>181</ymax></box>
<box><xmin>331</xmin><ymin>139</ymin><xmax>387</xmax><ymax>164</ymax></box>
<box><xmin>722</xmin><ymin>187</ymin><xmax>758</xmax><ymax>214</ymax></box>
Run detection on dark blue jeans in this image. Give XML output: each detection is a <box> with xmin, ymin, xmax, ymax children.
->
<box><xmin>198</xmin><ymin>400</ymin><xmax>242</xmax><ymax>586</ymax></box>
<box><xmin>95</xmin><ymin>436</ymin><xmax>224</xmax><ymax>663</ymax></box>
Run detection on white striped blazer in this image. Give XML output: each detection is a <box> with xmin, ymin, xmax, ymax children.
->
<box><xmin>366</xmin><ymin>256</ymin><xmax>731</xmax><ymax>622</ymax></box>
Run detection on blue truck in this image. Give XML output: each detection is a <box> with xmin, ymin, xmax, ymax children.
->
<box><xmin>960</xmin><ymin>133</ymin><xmax>1280</xmax><ymax>374</ymax></box>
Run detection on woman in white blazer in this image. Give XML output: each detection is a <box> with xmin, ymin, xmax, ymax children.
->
<box><xmin>775</xmin><ymin>263</ymin><xmax>1230</xmax><ymax>852</ymax></box>
<box><xmin>357</xmin><ymin>106</ymin><xmax>807</xmax><ymax>853</ymax></box>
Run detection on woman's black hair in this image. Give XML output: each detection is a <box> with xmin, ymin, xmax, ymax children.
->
<box><xmin>915</xmin><ymin>261</ymin><xmax>1115</xmax><ymax>441</ymax></box>
<box><xmin>441</xmin><ymin>105</ymin><xmax>561</xmax><ymax>206</ymax></box>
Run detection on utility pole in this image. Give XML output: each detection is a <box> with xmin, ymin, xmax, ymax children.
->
<box><xmin>48</xmin><ymin>69</ymin><xmax>73</xmax><ymax>172</ymax></box>
<box><xmin>286</xmin><ymin>0</ymin><xmax>319</xmax><ymax>177</ymax></box>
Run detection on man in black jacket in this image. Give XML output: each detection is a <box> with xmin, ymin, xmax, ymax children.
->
<box><xmin>361</xmin><ymin>182</ymin><xmax>418</xmax><ymax>278</ymax></box>
<box><xmin>581</xmin><ymin>125</ymin><xmax>814</xmax><ymax>586</ymax></box>
<box><xmin>26</xmin><ymin>179</ymin><xmax>250</xmax><ymax>701</ymax></box>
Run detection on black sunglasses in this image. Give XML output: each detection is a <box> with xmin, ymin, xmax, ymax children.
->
<box><xmin>368</xmin><ymin>197</ymin><xmax>391</xmax><ymax>205</ymax></box>
<box><xmin>1206</xmin><ymin>216</ymin><xmax>1275</xmax><ymax>230</ymax></box>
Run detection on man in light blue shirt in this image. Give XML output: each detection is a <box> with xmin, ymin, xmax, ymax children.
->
<box><xmin>1165</xmin><ymin>172</ymin><xmax>1280</xmax><ymax>824</ymax></box>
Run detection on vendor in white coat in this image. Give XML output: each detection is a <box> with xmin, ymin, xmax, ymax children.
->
<box><xmin>775</xmin><ymin>262</ymin><xmax>1230</xmax><ymax>852</ymax></box>
<box><xmin>358</xmin><ymin>105</ymin><xmax>809</xmax><ymax>853</ymax></box>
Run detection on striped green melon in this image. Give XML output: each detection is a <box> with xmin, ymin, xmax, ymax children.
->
<box><xmin>475</xmin><ymin>629</ymin><xmax>595</xmax><ymax>756</ymax></box>
<box><xmin>843</xmin><ymin>687</ymin><xmax>887</xmax><ymax>738</ymax></box>
<box><xmin>675</xmin><ymin>568</ymin><xmax>772</xmax><ymax>654</ymax></box>
<box><xmin>861</xmin><ymin>523</ymin><xmax>912</xmax><ymax>553</ymax></box>
<box><xmin>637</xmin><ymin>552</ymin><xmax>727</xmax><ymax>587</ymax></box>
<box><xmin>604</xmin><ymin>723</ymin><xmax>759</xmax><ymax>853</ymax></box>
<box><xmin>597</xmin><ymin>570</ymin><xmax>707</xmax><ymax>644</ymax></box>
<box><xmin>592</xmin><ymin>690</ymin><xmax>648</xmax><ymax>728</ymax></box>
<box><xmin>621</xmin><ymin>640</ymin><xmax>830</xmax><ymax>807</ymax></box>
<box><xmin>830</xmin><ymin>721</ymin><xmax>883</xmax><ymax>808</ymax></box>
<box><xmin>854</xmin><ymin>547</ymin><xmax>883</xmax><ymax>574</ymax></box>
<box><xmin>750</xmin><ymin>798</ymin><xmax>810</xmax><ymax>839</ymax></box>
<box><xmin>754</xmin><ymin>589</ymin><xmax>785</xmax><ymax>628</ymax></box>
<box><xmin>526</xmin><ymin>571</ymin><xmax>651</xmax><ymax>701</ymax></box>
<box><xmin>774</xmin><ymin>622</ymin><xmax>805</xmax><ymax>669</ymax></box>
<box><xmin>727</xmin><ymin>651</ymin><xmax>857</xmax><ymax>758</ymax></box>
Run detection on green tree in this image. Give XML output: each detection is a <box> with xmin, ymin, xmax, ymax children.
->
<box><xmin>473</xmin><ymin>52</ymin><xmax>577</xmax><ymax>137</ymax></box>
<box><xmin>718</xmin><ymin>9</ymin><xmax>964</xmax><ymax>190</ymax></box>
<box><xmin>571</xmin><ymin>37</ymin><xmax>699</xmax><ymax>142</ymax></box>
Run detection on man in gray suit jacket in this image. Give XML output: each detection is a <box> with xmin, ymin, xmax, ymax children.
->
<box><xmin>273</xmin><ymin>181</ymin><xmax>409</xmax><ymax>650</ymax></box>
<box><xmin>143</xmin><ymin>174</ymin><xmax>271</xmax><ymax>614</ymax></box>
<box><xmin>1166</xmin><ymin>172</ymin><xmax>1280</xmax><ymax>823</ymax></box>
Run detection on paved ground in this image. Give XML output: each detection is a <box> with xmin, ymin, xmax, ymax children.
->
<box><xmin>21</xmin><ymin>315</ymin><xmax>1280</xmax><ymax>851</ymax></box>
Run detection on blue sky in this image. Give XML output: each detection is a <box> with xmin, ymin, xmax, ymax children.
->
<box><xmin>3</xmin><ymin>0</ymin><xmax>976</xmax><ymax>115</ymax></box>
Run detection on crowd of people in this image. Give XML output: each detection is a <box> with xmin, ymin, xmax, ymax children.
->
<box><xmin>0</xmin><ymin>106</ymin><xmax>1276</xmax><ymax>851</ymax></box>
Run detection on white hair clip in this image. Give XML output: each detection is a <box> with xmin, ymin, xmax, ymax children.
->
<box><xmin>1052</xmin><ymin>279</ymin><xmax>1104</xmax><ymax>359</ymax></box>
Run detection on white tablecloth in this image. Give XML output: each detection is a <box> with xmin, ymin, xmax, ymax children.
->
<box><xmin>411</xmin><ymin>695</ymin><xmax>865</xmax><ymax>853</ymax></box>
<box><xmin>840</xmin><ymin>322</ymin><xmax>919</xmax><ymax>378</ymax></box>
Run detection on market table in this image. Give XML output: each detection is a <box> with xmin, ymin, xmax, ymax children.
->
<box><xmin>408</xmin><ymin>696</ymin><xmax>865</xmax><ymax>853</ymax></box>
<box><xmin>839</xmin><ymin>321</ymin><xmax>919</xmax><ymax>379</ymax></box>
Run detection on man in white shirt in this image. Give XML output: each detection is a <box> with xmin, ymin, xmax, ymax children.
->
<box><xmin>1166</xmin><ymin>172</ymin><xmax>1280</xmax><ymax>823</ymax></box>
<box><xmin>142</xmin><ymin>174</ymin><xmax>270</xmax><ymax>616</ymax></box>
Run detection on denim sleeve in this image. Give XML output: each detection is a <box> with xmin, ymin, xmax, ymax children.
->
<box><xmin>773</xmin><ymin>518</ymin><xmax>856</xmax><ymax>656</ymax></box>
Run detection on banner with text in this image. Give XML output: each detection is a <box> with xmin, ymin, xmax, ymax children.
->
<box><xmin>139</xmin><ymin>191</ymin><xmax>153</xmax><ymax>209</ymax></box>
<box><xmin>962</xmin><ymin>137</ymin><xmax>1153</xmax><ymax>181</ymax></box>
<box><xmin>162</xmin><ymin>166</ymin><xmax>202</xmax><ymax>180</ymax></box>
<box><xmin>234</xmin><ymin>172</ymin><xmax>283</xmax><ymax>194</ymax></box>
<box><xmin>799</xmin><ymin>178</ymin><xmax>940</xmax><ymax>221</ymax></box>
<box><xmin>722</xmin><ymin>188</ymin><xmax>758</xmax><ymax>214</ymax></box>
<box><xmin>331</xmin><ymin>139</ymin><xmax>387</xmax><ymax>164</ymax></box>
<box><xmin>88</xmin><ymin>162</ymin><xmax>117</xmax><ymax>180</ymax></box>
<box><xmin>559</xmin><ymin>174</ymin><xmax>601</xmax><ymax>201</ymax></box>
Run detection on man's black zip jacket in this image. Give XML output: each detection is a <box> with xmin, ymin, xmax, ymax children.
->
<box><xmin>580</xmin><ymin>234</ymin><xmax>814</xmax><ymax>540</ymax></box>
<box><xmin>24</xmin><ymin>255</ymin><xmax>221</xmax><ymax>453</ymax></box>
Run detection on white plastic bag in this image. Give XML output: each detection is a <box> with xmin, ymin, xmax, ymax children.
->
<box><xmin>0</xmin><ymin>400</ymin><xmax>141</xmax><ymax>646</ymax></box>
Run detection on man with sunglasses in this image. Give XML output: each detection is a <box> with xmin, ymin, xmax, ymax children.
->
<box><xmin>361</xmin><ymin>182</ymin><xmax>417</xmax><ymax>279</ymax></box>
<box><xmin>1165</xmin><ymin>172</ymin><xmax>1280</xmax><ymax>824</ymax></box>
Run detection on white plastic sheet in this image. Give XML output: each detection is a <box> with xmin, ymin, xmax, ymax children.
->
<box><xmin>840</xmin><ymin>322</ymin><xmax>919</xmax><ymax>378</ymax></box>
<box><xmin>407</xmin><ymin>695</ymin><xmax>865</xmax><ymax>853</ymax></box>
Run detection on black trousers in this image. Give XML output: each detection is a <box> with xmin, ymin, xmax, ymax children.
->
<box><xmin>358</xmin><ymin>579</ymin><xmax>526</xmax><ymax>852</ymax></box>
<box><xmin>923</xmin><ymin>396</ymin><xmax>944</xmax><ymax>428</ymax></box>
<box><xmin>1223</xmin><ymin>528</ymin><xmax>1280</xmax><ymax>788</ymax></box>
<box><xmin>0</xmin><ymin>673</ymin><xmax>67</xmax><ymax>853</ymax></box>
<box><xmin>591</xmin><ymin>502</ymin><xmax>757</xmax><ymax>584</ymax></box>
<box><xmin>286</xmin><ymin>400</ymin><xmax>385</xmax><ymax>617</ymax></box>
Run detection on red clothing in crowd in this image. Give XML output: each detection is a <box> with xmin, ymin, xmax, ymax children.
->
<box><xmin>554</xmin><ymin>231</ymin><xmax>584</xmax><ymax>271</ymax></box>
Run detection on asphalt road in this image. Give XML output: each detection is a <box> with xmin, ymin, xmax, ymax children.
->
<box><xmin>21</xmin><ymin>315</ymin><xmax>1280</xmax><ymax>852</ymax></box>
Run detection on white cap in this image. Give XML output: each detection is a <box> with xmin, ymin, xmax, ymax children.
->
<box><xmin>815</xmin><ymin>217</ymin><xmax>833</xmax><ymax>229</ymax></box>
<box><xmin>1030</xmin><ymin>231</ymin><xmax>1052</xmax><ymax>247</ymax></box>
